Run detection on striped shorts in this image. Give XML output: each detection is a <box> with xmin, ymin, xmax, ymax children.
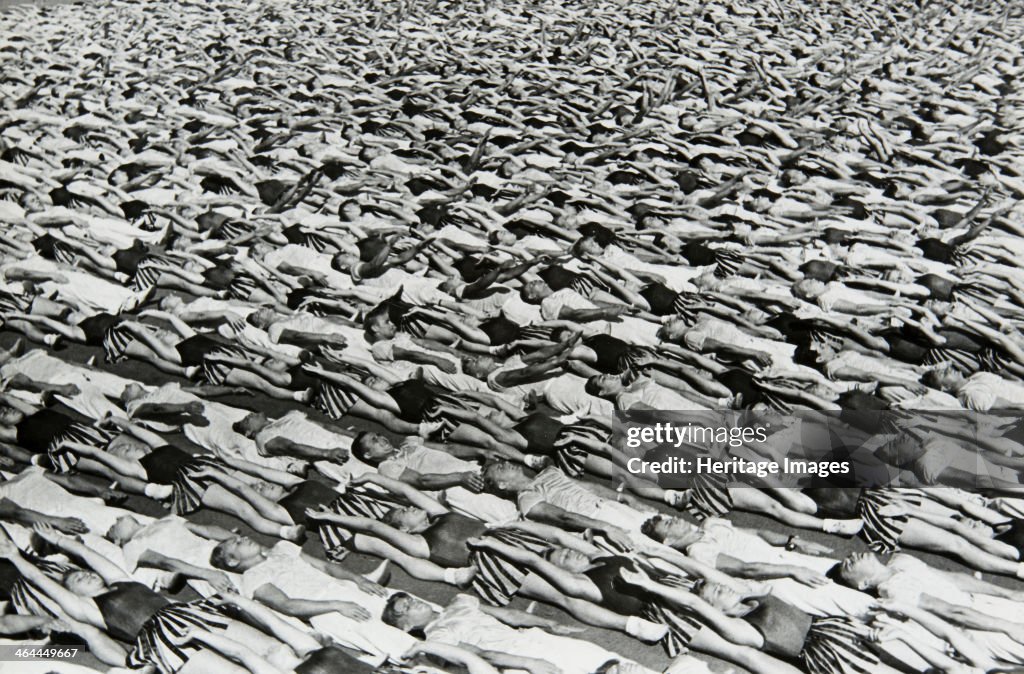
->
<box><xmin>127</xmin><ymin>599</ymin><xmax>228</xmax><ymax>673</ymax></box>
<box><xmin>857</xmin><ymin>488</ymin><xmax>924</xmax><ymax>553</ymax></box>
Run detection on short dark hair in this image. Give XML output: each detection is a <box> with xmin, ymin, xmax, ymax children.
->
<box><xmin>350</xmin><ymin>431</ymin><xmax>375</xmax><ymax>464</ymax></box>
<box><xmin>640</xmin><ymin>515</ymin><xmax>664</xmax><ymax>541</ymax></box>
<box><xmin>584</xmin><ymin>375</ymin><xmax>604</xmax><ymax>398</ymax></box>
<box><xmin>381</xmin><ymin>592</ymin><xmax>411</xmax><ymax>628</ymax></box>
<box><xmin>209</xmin><ymin>541</ymin><xmax>232</xmax><ymax>570</ymax></box>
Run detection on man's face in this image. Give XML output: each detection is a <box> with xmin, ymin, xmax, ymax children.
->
<box><xmin>464</xmin><ymin>356</ymin><xmax>495</xmax><ymax>379</ymax></box>
<box><xmin>522</xmin><ymin>280</ymin><xmax>550</xmax><ymax>303</ymax></box>
<box><xmin>370</xmin><ymin>316</ymin><xmax>397</xmax><ymax>340</ymax></box>
<box><xmin>106</xmin><ymin>516</ymin><xmax>142</xmax><ymax>545</ymax></box>
<box><xmin>362</xmin><ymin>433</ymin><xmax>395</xmax><ymax>461</ymax></box>
<box><xmin>391</xmin><ymin>594</ymin><xmax>434</xmax><ymax>631</ymax></box>
<box><xmin>483</xmin><ymin>462</ymin><xmax>523</xmax><ymax>492</ymax></box>
<box><xmin>0</xmin><ymin>406</ymin><xmax>23</xmax><ymax>426</ymax></box>
<box><xmin>238</xmin><ymin>412</ymin><xmax>269</xmax><ymax>438</ymax></box>
<box><xmin>222</xmin><ymin>536</ymin><xmax>263</xmax><ymax>567</ymax></box>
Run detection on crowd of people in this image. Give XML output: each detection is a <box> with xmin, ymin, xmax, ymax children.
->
<box><xmin>1</xmin><ymin>0</ymin><xmax>1023</xmax><ymax>672</ymax></box>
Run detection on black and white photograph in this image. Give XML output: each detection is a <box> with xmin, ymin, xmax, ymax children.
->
<box><xmin>0</xmin><ymin>0</ymin><xmax>1023</xmax><ymax>672</ymax></box>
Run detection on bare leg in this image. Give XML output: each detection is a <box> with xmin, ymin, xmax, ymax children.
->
<box><xmin>28</xmin><ymin>297</ymin><xmax>72</xmax><ymax>318</ymax></box>
<box><xmin>731</xmin><ymin>489</ymin><xmax>861</xmax><ymax>535</ymax></box>
<box><xmin>447</xmin><ymin>423</ymin><xmax>526</xmax><ymax>461</ymax></box>
<box><xmin>344</xmin><ymin>401</ymin><xmax>421</xmax><ymax>435</ymax></box>
<box><xmin>769</xmin><ymin>488</ymin><xmax>818</xmax><ymax>514</ymax></box>
<box><xmin>222</xmin><ymin>370</ymin><xmax>307</xmax><ymax>401</ymax></box>
<box><xmin>2</xmin><ymin>319</ymin><xmax>52</xmax><ymax>344</ymax></box>
<box><xmin>899</xmin><ymin>518</ymin><xmax>1021</xmax><ymax>576</ymax></box>
<box><xmin>518</xmin><ymin>573</ymin><xmax>632</xmax><ymax>632</ymax></box>
<box><xmin>123</xmin><ymin>342</ymin><xmax>191</xmax><ymax>377</ymax></box>
<box><xmin>350</xmin><ymin>534</ymin><xmax>452</xmax><ymax>583</ymax></box>
<box><xmin>688</xmin><ymin>626</ymin><xmax>802</xmax><ymax>674</ymax></box>
<box><xmin>201</xmin><ymin>485</ymin><xmax>300</xmax><ymax>539</ymax></box>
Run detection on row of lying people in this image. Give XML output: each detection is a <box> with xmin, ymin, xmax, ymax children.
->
<box><xmin>2</xmin><ymin>0</ymin><xmax>1024</xmax><ymax>671</ymax></box>
<box><xmin>4</xmin><ymin>343</ymin><xmax>1024</xmax><ymax>674</ymax></box>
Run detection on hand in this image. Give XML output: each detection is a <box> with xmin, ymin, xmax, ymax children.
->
<box><xmin>435</xmin><ymin>359</ymin><xmax>458</xmax><ymax>375</ymax></box>
<box><xmin>618</xmin><ymin>566</ymin><xmax>652</xmax><ymax>588</ymax></box>
<box><xmin>877</xmin><ymin>504</ymin><xmax>909</xmax><ymax>518</ymax></box>
<box><xmin>101</xmin><ymin>479</ymin><xmax>129</xmax><ymax>505</ymax></box>
<box><xmin>206</xmin><ymin>572</ymin><xmax>235</xmax><ymax>595</ymax></box>
<box><xmin>0</xmin><ymin>529</ymin><xmax>19</xmax><ymax>558</ymax></box>
<box><xmin>749</xmin><ymin>351</ymin><xmax>773</xmax><ymax>370</ymax></box>
<box><xmin>356</xmin><ymin>577</ymin><xmax>388</xmax><ymax>597</ymax></box>
<box><xmin>57</xmin><ymin>384</ymin><xmax>81</xmax><ymax>398</ymax></box>
<box><xmin>459</xmin><ymin>471</ymin><xmax>485</xmax><ymax>493</ymax></box>
<box><xmin>168</xmin><ymin>625</ymin><xmax>199</xmax><ymax>647</ymax></box>
<box><xmin>601</xmin><ymin>526</ymin><xmax>634</xmax><ymax>552</ymax></box>
<box><xmin>185</xmin><ymin>401</ymin><xmax>205</xmax><ymax>415</ymax></box>
<box><xmin>49</xmin><ymin>517</ymin><xmax>88</xmax><ymax>535</ymax></box>
<box><xmin>32</xmin><ymin>522</ymin><xmax>67</xmax><ymax>545</ymax></box>
<box><xmin>302</xmin><ymin>362</ymin><xmax>327</xmax><ymax>375</ymax></box>
<box><xmin>605</xmin><ymin>306</ymin><xmax>628</xmax><ymax>320</ymax></box>
<box><xmin>790</xmin><ymin>568</ymin><xmax>829</xmax><ymax>587</ymax></box>
<box><xmin>191</xmin><ymin>466</ymin><xmax>221</xmax><ymax>481</ymax></box>
<box><xmin>304</xmin><ymin>505</ymin><xmax>334</xmax><ymax>521</ymax></box>
<box><xmin>872</xmin><ymin>599</ymin><xmax>912</xmax><ymax>618</ymax></box>
<box><xmin>224</xmin><ymin>316</ymin><xmax>247</xmax><ymax>335</ymax></box>
<box><xmin>631</xmin><ymin>353</ymin><xmax>657</xmax><ymax>370</ymax></box>
<box><xmin>334</xmin><ymin>601</ymin><xmax>371</xmax><ymax>622</ymax></box>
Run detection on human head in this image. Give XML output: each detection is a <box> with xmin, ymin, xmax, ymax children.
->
<box><xmin>233</xmin><ymin>411</ymin><xmax>271</xmax><ymax>438</ymax></box>
<box><xmin>247</xmin><ymin>307</ymin><xmax>277</xmax><ymax>330</ymax></box>
<box><xmin>572</xmin><ymin>235</ymin><xmax>604</xmax><ymax>258</ymax></box>
<box><xmin>62</xmin><ymin>569</ymin><xmax>106</xmax><ymax>597</ymax></box>
<box><xmin>330</xmin><ymin>253</ymin><xmax>359</xmax><ymax>273</ymax></box>
<box><xmin>488</xmin><ymin>229</ymin><xmax>517</xmax><ymax>247</ymax></box>
<box><xmin>545</xmin><ymin>546</ymin><xmax>592</xmax><ymax>574</ymax></box>
<box><xmin>106</xmin><ymin>434</ymin><xmax>151</xmax><ymax>461</ymax></box>
<box><xmin>351</xmin><ymin>431</ymin><xmax>395</xmax><ymax>465</ymax></box>
<box><xmin>381</xmin><ymin>592</ymin><xmax>435</xmax><ymax>632</ymax></box>
<box><xmin>438</xmin><ymin>278</ymin><xmax>462</xmax><ymax>295</ymax></box>
<box><xmin>249</xmin><ymin>242</ymin><xmax>274</xmax><ymax>260</ymax></box>
<box><xmin>585</xmin><ymin>374</ymin><xmax>625</xmax><ymax>400</ymax></box>
<box><xmin>694</xmin><ymin>580</ymin><xmax>748</xmax><ymax>617</ymax></box>
<box><xmin>210</xmin><ymin>535</ymin><xmax>264</xmax><ymax>572</ymax></box>
<box><xmin>364</xmin><ymin>311</ymin><xmax>397</xmax><ymax>342</ymax></box>
<box><xmin>106</xmin><ymin>516</ymin><xmax>144</xmax><ymax>545</ymax></box>
<box><xmin>519</xmin><ymin>279</ymin><xmax>552</xmax><ymax>304</ymax></box>
<box><xmin>338</xmin><ymin>199</ymin><xmax>362</xmax><ymax>222</ymax></box>
<box><xmin>640</xmin><ymin>515</ymin><xmax>701</xmax><ymax>548</ymax></box>
<box><xmin>158</xmin><ymin>294</ymin><xmax>184</xmax><ymax>312</ymax></box>
<box><xmin>791</xmin><ymin>279</ymin><xmax>827</xmax><ymax>300</ymax></box>
<box><xmin>836</xmin><ymin>551</ymin><xmax>888</xmax><ymax>591</ymax></box>
<box><xmin>382</xmin><ymin>506</ymin><xmax>431</xmax><ymax>534</ymax></box>
<box><xmin>462</xmin><ymin>355</ymin><xmax>495</xmax><ymax>380</ymax></box>
<box><xmin>482</xmin><ymin>461</ymin><xmax>528</xmax><ymax>496</ymax></box>
<box><xmin>656</xmin><ymin>317</ymin><xmax>688</xmax><ymax>342</ymax></box>
<box><xmin>0</xmin><ymin>405</ymin><xmax>25</xmax><ymax>427</ymax></box>
<box><xmin>921</xmin><ymin>364</ymin><xmax>964</xmax><ymax>392</ymax></box>
<box><xmin>874</xmin><ymin>431</ymin><xmax>927</xmax><ymax>467</ymax></box>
